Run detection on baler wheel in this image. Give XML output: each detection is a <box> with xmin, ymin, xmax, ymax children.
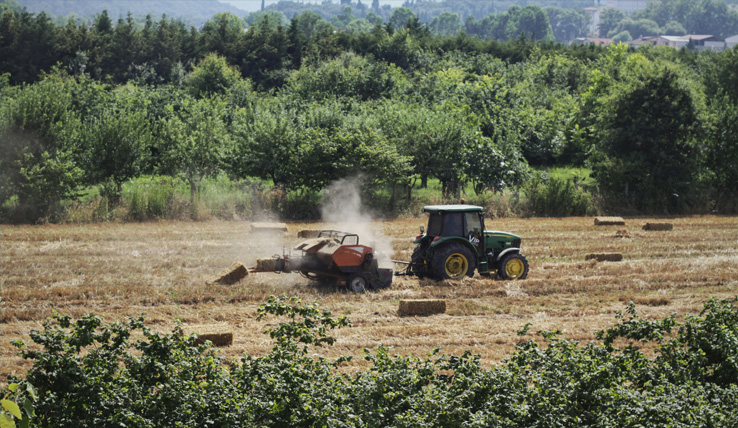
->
<box><xmin>348</xmin><ymin>274</ymin><xmax>368</xmax><ymax>293</ymax></box>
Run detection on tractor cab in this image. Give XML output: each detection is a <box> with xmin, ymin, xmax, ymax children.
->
<box><xmin>410</xmin><ymin>205</ymin><xmax>528</xmax><ymax>280</ymax></box>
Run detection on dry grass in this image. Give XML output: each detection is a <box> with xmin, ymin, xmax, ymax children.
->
<box><xmin>2</xmin><ymin>216</ymin><xmax>737</xmax><ymax>379</ymax></box>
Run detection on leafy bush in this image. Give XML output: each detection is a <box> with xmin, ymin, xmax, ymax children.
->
<box><xmin>10</xmin><ymin>297</ymin><xmax>738</xmax><ymax>427</ymax></box>
<box><xmin>521</xmin><ymin>172</ymin><xmax>594</xmax><ymax>217</ymax></box>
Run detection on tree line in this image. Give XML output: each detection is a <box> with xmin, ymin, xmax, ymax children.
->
<box><xmin>1</xmin><ymin>5</ymin><xmax>738</xmax><ymax>223</ymax></box>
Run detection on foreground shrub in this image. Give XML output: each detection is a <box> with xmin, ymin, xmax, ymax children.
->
<box><xmin>9</xmin><ymin>297</ymin><xmax>738</xmax><ymax>427</ymax></box>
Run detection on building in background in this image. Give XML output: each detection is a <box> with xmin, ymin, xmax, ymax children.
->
<box><xmin>727</xmin><ymin>35</ymin><xmax>738</xmax><ymax>49</ymax></box>
<box><xmin>585</xmin><ymin>7</ymin><xmax>601</xmax><ymax>36</ymax></box>
<box><xmin>571</xmin><ymin>37</ymin><xmax>613</xmax><ymax>46</ymax></box>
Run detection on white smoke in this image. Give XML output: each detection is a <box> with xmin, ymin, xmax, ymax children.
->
<box><xmin>320</xmin><ymin>176</ymin><xmax>393</xmax><ymax>267</ymax></box>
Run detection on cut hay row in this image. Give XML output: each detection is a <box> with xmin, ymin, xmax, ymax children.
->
<box><xmin>643</xmin><ymin>223</ymin><xmax>673</xmax><ymax>231</ymax></box>
<box><xmin>250</xmin><ymin>222</ymin><xmax>288</xmax><ymax>233</ymax></box>
<box><xmin>398</xmin><ymin>299</ymin><xmax>446</xmax><ymax>316</ymax></box>
<box><xmin>207</xmin><ymin>263</ymin><xmax>248</xmax><ymax>285</ymax></box>
<box><xmin>194</xmin><ymin>333</ymin><xmax>233</xmax><ymax>347</ymax></box>
<box><xmin>594</xmin><ymin>217</ymin><xmax>625</xmax><ymax>226</ymax></box>
<box><xmin>585</xmin><ymin>253</ymin><xmax>624</xmax><ymax>262</ymax></box>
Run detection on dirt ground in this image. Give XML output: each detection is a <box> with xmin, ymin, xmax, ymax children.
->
<box><xmin>2</xmin><ymin>216</ymin><xmax>737</xmax><ymax>380</ymax></box>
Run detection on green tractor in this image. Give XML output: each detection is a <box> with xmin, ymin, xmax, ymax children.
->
<box><xmin>406</xmin><ymin>205</ymin><xmax>529</xmax><ymax>280</ymax></box>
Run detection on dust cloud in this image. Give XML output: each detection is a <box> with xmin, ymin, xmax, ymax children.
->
<box><xmin>320</xmin><ymin>176</ymin><xmax>394</xmax><ymax>266</ymax></box>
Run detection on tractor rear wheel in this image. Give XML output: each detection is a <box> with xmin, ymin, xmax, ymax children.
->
<box><xmin>410</xmin><ymin>245</ymin><xmax>428</xmax><ymax>278</ymax></box>
<box><xmin>498</xmin><ymin>253</ymin><xmax>529</xmax><ymax>280</ymax></box>
<box><xmin>432</xmin><ymin>244</ymin><xmax>475</xmax><ymax>280</ymax></box>
<box><xmin>348</xmin><ymin>273</ymin><xmax>368</xmax><ymax>292</ymax></box>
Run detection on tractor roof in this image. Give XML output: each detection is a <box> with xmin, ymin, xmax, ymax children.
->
<box><xmin>423</xmin><ymin>205</ymin><xmax>483</xmax><ymax>213</ymax></box>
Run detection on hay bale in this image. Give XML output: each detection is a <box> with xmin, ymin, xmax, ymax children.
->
<box><xmin>208</xmin><ymin>263</ymin><xmax>248</xmax><ymax>285</ymax></box>
<box><xmin>643</xmin><ymin>222</ymin><xmax>673</xmax><ymax>231</ymax></box>
<box><xmin>250</xmin><ymin>222</ymin><xmax>288</xmax><ymax>233</ymax></box>
<box><xmin>194</xmin><ymin>332</ymin><xmax>233</xmax><ymax>347</ymax></box>
<box><xmin>398</xmin><ymin>299</ymin><xmax>446</xmax><ymax>316</ymax></box>
<box><xmin>594</xmin><ymin>217</ymin><xmax>625</xmax><ymax>226</ymax></box>
<box><xmin>256</xmin><ymin>257</ymin><xmax>279</xmax><ymax>271</ymax></box>
<box><xmin>585</xmin><ymin>253</ymin><xmax>623</xmax><ymax>262</ymax></box>
<box><xmin>297</xmin><ymin>230</ymin><xmax>321</xmax><ymax>239</ymax></box>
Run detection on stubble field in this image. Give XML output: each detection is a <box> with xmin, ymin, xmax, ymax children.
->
<box><xmin>2</xmin><ymin>215</ymin><xmax>737</xmax><ymax>380</ymax></box>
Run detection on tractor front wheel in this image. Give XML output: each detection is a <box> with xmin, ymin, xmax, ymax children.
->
<box><xmin>347</xmin><ymin>273</ymin><xmax>368</xmax><ymax>292</ymax></box>
<box><xmin>498</xmin><ymin>253</ymin><xmax>529</xmax><ymax>280</ymax></box>
<box><xmin>432</xmin><ymin>244</ymin><xmax>475</xmax><ymax>280</ymax></box>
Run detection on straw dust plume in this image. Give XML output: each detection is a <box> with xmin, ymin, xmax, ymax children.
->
<box><xmin>320</xmin><ymin>177</ymin><xmax>393</xmax><ymax>266</ymax></box>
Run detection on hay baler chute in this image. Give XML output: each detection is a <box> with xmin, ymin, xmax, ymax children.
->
<box><xmin>250</xmin><ymin>230</ymin><xmax>392</xmax><ymax>292</ymax></box>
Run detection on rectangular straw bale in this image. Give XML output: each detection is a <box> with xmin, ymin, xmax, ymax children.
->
<box><xmin>398</xmin><ymin>299</ymin><xmax>446</xmax><ymax>316</ymax></box>
<box><xmin>585</xmin><ymin>253</ymin><xmax>623</xmax><ymax>262</ymax></box>
<box><xmin>594</xmin><ymin>217</ymin><xmax>625</xmax><ymax>226</ymax></box>
<box><xmin>643</xmin><ymin>222</ymin><xmax>673</xmax><ymax>231</ymax></box>
<box><xmin>256</xmin><ymin>257</ymin><xmax>279</xmax><ymax>271</ymax></box>
<box><xmin>250</xmin><ymin>222</ymin><xmax>288</xmax><ymax>233</ymax></box>
<box><xmin>194</xmin><ymin>332</ymin><xmax>233</xmax><ymax>347</ymax></box>
<box><xmin>208</xmin><ymin>262</ymin><xmax>248</xmax><ymax>285</ymax></box>
<box><xmin>298</xmin><ymin>230</ymin><xmax>321</xmax><ymax>239</ymax></box>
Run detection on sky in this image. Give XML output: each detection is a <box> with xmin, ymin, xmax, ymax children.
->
<box><xmin>222</xmin><ymin>0</ymin><xmax>407</xmax><ymax>13</ymax></box>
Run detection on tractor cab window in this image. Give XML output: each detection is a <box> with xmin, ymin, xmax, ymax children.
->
<box><xmin>465</xmin><ymin>212</ymin><xmax>482</xmax><ymax>240</ymax></box>
<box><xmin>442</xmin><ymin>213</ymin><xmax>464</xmax><ymax>237</ymax></box>
<box><xmin>427</xmin><ymin>212</ymin><xmax>443</xmax><ymax>236</ymax></box>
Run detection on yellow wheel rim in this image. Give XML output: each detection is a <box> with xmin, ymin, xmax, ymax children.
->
<box><xmin>445</xmin><ymin>253</ymin><xmax>468</xmax><ymax>279</ymax></box>
<box><xmin>505</xmin><ymin>258</ymin><xmax>525</xmax><ymax>278</ymax></box>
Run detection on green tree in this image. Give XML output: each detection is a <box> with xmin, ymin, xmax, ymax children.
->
<box><xmin>388</xmin><ymin>7</ymin><xmax>416</xmax><ymax>31</ymax></box>
<box><xmin>705</xmin><ymin>95</ymin><xmax>738</xmax><ymax>210</ymax></box>
<box><xmin>244</xmin><ymin>10</ymin><xmax>287</xmax><ymax>31</ymax></box>
<box><xmin>612</xmin><ymin>18</ymin><xmax>660</xmax><ymax>39</ymax></box>
<box><xmin>612</xmin><ymin>30</ymin><xmax>632</xmax><ymax>42</ymax></box>
<box><xmin>545</xmin><ymin>6</ymin><xmax>589</xmax><ymax>42</ymax></box>
<box><xmin>331</xmin><ymin>6</ymin><xmax>355</xmax><ymax>29</ymax></box>
<box><xmin>198</xmin><ymin>12</ymin><xmax>243</xmax><ymax>58</ymax></box>
<box><xmin>661</xmin><ymin>20</ymin><xmax>687</xmax><ymax>35</ymax></box>
<box><xmin>586</xmin><ymin>59</ymin><xmax>703</xmax><ymax>212</ymax></box>
<box><xmin>0</xmin><ymin>70</ymin><xmax>85</xmax><ymax>222</ymax></box>
<box><xmin>598</xmin><ymin>8</ymin><xmax>625</xmax><ymax>37</ymax></box>
<box><xmin>429</xmin><ymin>12</ymin><xmax>461</xmax><ymax>37</ymax></box>
<box><xmin>185</xmin><ymin>53</ymin><xmax>242</xmax><ymax>98</ymax></box>
<box><xmin>158</xmin><ymin>97</ymin><xmax>230</xmax><ymax>211</ymax></box>
<box><xmin>294</xmin><ymin>10</ymin><xmax>331</xmax><ymax>39</ymax></box>
<box><xmin>81</xmin><ymin>85</ymin><xmax>154</xmax><ymax>201</ymax></box>
<box><xmin>508</xmin><ymin>5</ymin><xmax>553</xmax><ymax>41</ymax></box>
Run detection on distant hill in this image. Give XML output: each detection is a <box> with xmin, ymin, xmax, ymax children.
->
<box><xmin>15</xmin><ymin>0</ymin><xmax>250</xmax><ymax>24</ymax></box>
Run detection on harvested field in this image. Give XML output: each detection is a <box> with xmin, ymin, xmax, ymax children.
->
<box><xmin>2</xmin><ymin>216</ymin><xmax>737</xmax><ymax>380</ymax></box>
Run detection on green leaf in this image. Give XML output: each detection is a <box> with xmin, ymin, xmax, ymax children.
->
<box><xmin>0</xmin><ymin>401</ymin><xmax>20</xmax><ymax>420</ymax></box>
<box><xmin>22</xmin><ymin>399</ymin><xmax>33</xmax><ymax>419</ymax></box>
<box><xmin>25</xmin><ymin>384</ymin><xmax>37</xmax><ymax>402</ymax></box>
<box><xmin>0</xmin><ymin>414</ymin><xmax>15</xmax><ymax>428</ymax></box>
<box><xmin>6</xmin><ymin>385</ymin><xmax>17</xmax><ymax>394</ymax></box>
